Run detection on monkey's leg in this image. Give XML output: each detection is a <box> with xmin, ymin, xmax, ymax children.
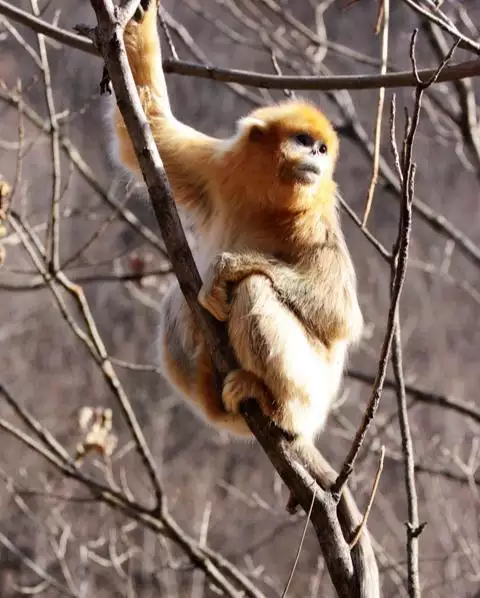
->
<box><xmin>159</xmin><ymin>285</ymin><xmax>251</xmax><ymax>436</ymax></box>
<box><xmin>228</xmin><ymin>275</ymin><xmax>337</xmax><ymax>440</ymax></box>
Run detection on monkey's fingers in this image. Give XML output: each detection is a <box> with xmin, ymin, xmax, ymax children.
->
<box><xmin>198</xmin><ymin>278</ymin><xmax>230</xmax><ymax>321</ymax></box>
<box><xmin>133</xmin><ymin>0</ymin><xmax>148</xmax><ymax>22</ymax></box>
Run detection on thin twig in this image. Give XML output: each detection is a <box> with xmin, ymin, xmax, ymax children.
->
<box><xmin>0</xmin><ymin>267</ymin><xmax>172</xmax><ymax>291</ymax></box>
<box><xmin>281</xmin><ymin>488</ymin><xmax>316</xmax><ymax>598</ymax></box>
<box><xmin>30</xmin><ymin>0</ymin><xmax>62</xmax><ymax>272</ymax></box>
<box><xmin>6</xmin><ymin>80</ymin><xmax>25</xmax><ymax>209</ymax></box>
<box><xmin>349</xmin><ymin>447</ymin><xmax>385</xmax><ymax>550</ymax></box>
<box><xmin>269</xmin><ymin>48</ymin><xmax>295</xmax><ymax>99</ymax></box>
<box><xmin>158</xmin><ymin>7</ymin><xmax>178</xmax><ymax>60</ymax></box>
<box><xmin>362</xmin><ymin>0</ymin><xmax>389</xmax><ymax>226</ymax></box>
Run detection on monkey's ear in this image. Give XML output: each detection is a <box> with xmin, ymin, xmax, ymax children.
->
<box><xmin>238</xmin><ymin>117</ymin><xmax>267</xmax><ymax>142</ymax></box>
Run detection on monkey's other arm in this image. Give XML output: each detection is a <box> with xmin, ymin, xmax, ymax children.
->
<box><xmin>199</xmin><ymin>247</ymin><xmax>363</xmax><ymax>345</ymax></box>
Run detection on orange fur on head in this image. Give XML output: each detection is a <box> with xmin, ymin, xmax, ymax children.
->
<box><xmin>248</xmin><ymin>100</ymin><xmax>339</xmax><ymax>162</ymax></box>
<box><xmin>217</xmin><ymin>101</ymin><xmax>340</xmax><ymax>216</ymax></box>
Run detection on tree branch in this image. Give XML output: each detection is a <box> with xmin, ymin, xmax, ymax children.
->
<box><xmin>1</xmin><ymin>0</ymin><xmax>480</xmax><ymax>91</ymax></box>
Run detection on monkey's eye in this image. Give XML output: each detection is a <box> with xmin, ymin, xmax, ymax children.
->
<box><xmin>318</xmin><ymin>143</ymin><xmax>328</xmax><ymax>155</ymax></box>
<box><xmin>293</xmin><ymin>133</ymin><xmax>316</xmax><ymax>147</ymax></box>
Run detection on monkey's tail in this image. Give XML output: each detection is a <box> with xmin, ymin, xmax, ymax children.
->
<box><xmin>293</xmin><ymin>441</ymin><xmax>380</xmax><ymax>598</ymax></box>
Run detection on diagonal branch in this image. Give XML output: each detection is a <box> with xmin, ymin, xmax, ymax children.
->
<box><xmin>401</xmin><ymin>0</ymin><xmax>480</xmax><ymax>56</ymax></box>
<box><xmin>85</xmin><ymin>1</ymin><xmax>368</xmax><ymax>596</ymax></box>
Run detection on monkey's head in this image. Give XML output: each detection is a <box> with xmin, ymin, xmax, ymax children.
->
<box><xmin>227</xmin><ymin>101</ymin><xmax>339</xmax><ymax>208</ymax></box>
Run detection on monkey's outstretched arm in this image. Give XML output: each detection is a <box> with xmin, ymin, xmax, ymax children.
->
<box><xmin>116</xmin><ymin>1</ymin><xmax>220</xmax><ymax>213</ymax></box>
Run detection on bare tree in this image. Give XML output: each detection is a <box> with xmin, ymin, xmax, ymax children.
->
<box><xmin>0</xmin><ymin>1</ymin><xmax>479</xmax><ymax>596</ymax></box>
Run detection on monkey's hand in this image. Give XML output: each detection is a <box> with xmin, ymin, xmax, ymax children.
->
<box><xmin>198</xmin><ymin>251</ymin><xmax>278</xmax><ymax>321</ymax></box>
<box><xmin>198</xmin><ymin>252</ymin><xmax>238</xmax><ymax>321</ymax></box>
<box><xmin>133</xmin><ymin>0</ymin><xmax>156</xmax><ymax>22</ymax></box>
<box><xmin>133</xmin><ymin>0</ymin><xmax>152</xmax><ymax>23</ymax></box>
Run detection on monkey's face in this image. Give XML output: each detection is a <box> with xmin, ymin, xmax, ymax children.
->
<box><xmin>240</xmin><ymin>101</ymin><xmax>339</xmax><ymax>192</ymax></box>
<box><xmin>222</xmin><ymin>101</ymin><xmax>339</xmax><ymax>210</ymax></box>
<box><xmin>279</xmin><ymin>132</ymin><xmax>334</xmax><ymax>186</ymax></box>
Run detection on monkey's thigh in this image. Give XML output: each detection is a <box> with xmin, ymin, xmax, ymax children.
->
<box><xmin>159</xmin><ymin>284</ymin><xmax>251</xmax><ymax>435</ymax></box>
<box><xmin>229</xmin><ymin>275</ymin><xmax>335</xmax><ymax>438</ymax></box>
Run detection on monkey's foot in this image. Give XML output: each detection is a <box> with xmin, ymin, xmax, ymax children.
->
<box><xmin>222</xmin><ymin>369</ymin><xmax>273</xmax><ymax>417</ymax></box>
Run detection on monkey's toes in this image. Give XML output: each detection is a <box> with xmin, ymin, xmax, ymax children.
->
<box><xmin>286</xmin><ymin>492</ymin><xmax>301</xmax><ymax>514</ymax></box>
<box><xmin>222</xmin><ymin>370</ymin><xmax>246</xmax><ymax>413</ymax></box>
<box><xmin>222</xmin><ymin>370</ymin><xmax>273</xmax><ymax>416</ymax></box>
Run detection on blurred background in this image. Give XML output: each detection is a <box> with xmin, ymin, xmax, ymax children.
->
<box><xmin>0</xmin><ymin>1</ymin><xmax>479</xmax><ymax>596</ymax></box>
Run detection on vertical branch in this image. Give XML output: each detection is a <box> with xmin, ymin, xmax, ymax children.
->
<box><xmin>333</xmin><ymin>30</ymin><xmax>459</xmax><ymax>500</ymax></box>
<box><xmin>390</xmin><ymin>94</ymin><xmax>422</xmax><ymax>597</ymax></box>
<box><xmin>30</xmin><ymin>0</ymin><xmax>62</xmax><ymax>272</ymax></box>
<box><xmin>384</xmin><ymin>29</ymin><xmax>461</xmax><ymax>597</ymax></box>
<box><xmin>362</xmin><ymin>0</ymin><xmax>390</xmax><ymax>226</ymax></box>
<box><xmin>392</xmin><ymin>320</ymin><xmax>422</xmax><ymax>597</ymax></box>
